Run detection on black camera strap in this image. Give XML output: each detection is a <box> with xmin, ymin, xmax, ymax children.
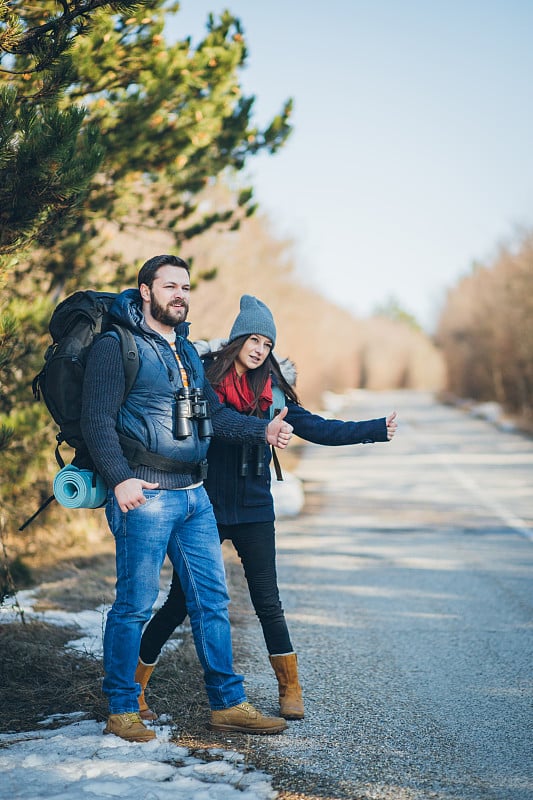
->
<box><xmin>271</xmin><ymin>447</ymin><xmax>283</xmax><ymax>481</ymax></box>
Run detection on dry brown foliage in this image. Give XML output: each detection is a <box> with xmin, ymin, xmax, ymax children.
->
<box><xmin>436</xmin><ymin>230</ymin><xmax>533</xmax><ymax>421</ymax></box>
<box><xmin>355</xmin><ymin>316</ymin><xmax>446</xmax><ymax>391</ymax></box>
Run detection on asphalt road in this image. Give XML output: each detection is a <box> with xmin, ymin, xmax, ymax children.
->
<box><xmin>230</xmin><ymin>390</ymin><xmax>533</xmax><ymax>800</ymax></box>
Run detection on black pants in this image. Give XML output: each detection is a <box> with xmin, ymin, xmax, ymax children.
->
<box><xmin>140</xmin><ymin>521</ymin><xmax>293</xmax><ymax>663</ymax></box>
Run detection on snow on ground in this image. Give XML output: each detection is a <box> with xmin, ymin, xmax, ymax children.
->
<box><xmin>0</xmin><ymin>592</ymin><xmax>278</xmax><ymax>800</ymax></box>
<box><xmin>0</xmin><ymin>719</ymin><xmax>277</xmax><ymax>799</ymax></box>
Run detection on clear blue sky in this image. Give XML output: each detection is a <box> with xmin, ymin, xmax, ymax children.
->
<box><xmin>168</xmin><ymin>1</ymin><xmax>533</xmax><ymax>330</ymax></box>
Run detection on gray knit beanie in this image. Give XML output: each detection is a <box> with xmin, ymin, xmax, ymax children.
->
<box><xmin>228</xmin><ymin>295</ymin><xmax>276</xmax><ymax>345</ymax></box>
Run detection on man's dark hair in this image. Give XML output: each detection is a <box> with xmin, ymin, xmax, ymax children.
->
<box><xmin>137</xmin><ymin>255</ymin><xmax>190</xmax><ymax>289</ymax></box>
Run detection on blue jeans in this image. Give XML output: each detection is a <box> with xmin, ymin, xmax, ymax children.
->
<box><xmin>103</xmin><ymin>486</ymin><xmax>246</xmax><ymax>713</ymax></box>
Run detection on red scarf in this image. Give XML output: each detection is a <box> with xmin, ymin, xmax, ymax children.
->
<box><xmin>216</xmin><ymin>366</ymin><xmax>273</xmax><ymax>415</ymax></box>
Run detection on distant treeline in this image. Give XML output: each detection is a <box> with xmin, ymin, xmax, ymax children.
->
<box><xmin>436</xmin><ymin>230</ymin><xmax>533</xmax><ymax>423</ymax></box>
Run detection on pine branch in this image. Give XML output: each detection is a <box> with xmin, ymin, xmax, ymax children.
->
<box><xmin>13</xmin><ymin>2</ymin><xmax>143</xmax><ymax>52</ymax></box>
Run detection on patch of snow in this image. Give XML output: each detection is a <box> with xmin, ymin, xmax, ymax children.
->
<box><xmin>0</xmin><ymin>720</ymin><xmax>278</xmax><ymax>799</ymax></box>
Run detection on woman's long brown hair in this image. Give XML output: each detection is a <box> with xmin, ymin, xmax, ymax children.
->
<box><xmin>204</xmin><ymin>335</ymin><xmax>299</xmax><ymax>416</ymax></box>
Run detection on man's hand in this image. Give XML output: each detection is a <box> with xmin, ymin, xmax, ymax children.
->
<box><xmin>114</xmin><ymin>478</ymin><xmax>160</xmax><ymax>513</ymax></box>
<box><xmin>266</xmin><ymin>406</ymin><xmax>293</xmax><ymax>449</ymax></box>
<box><xmin>386</xmin><ymin>411</ymin><xmax>398</xmax><ymax>441</ymax></box>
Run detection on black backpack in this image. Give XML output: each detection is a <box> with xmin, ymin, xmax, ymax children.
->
<box><xmin>32</xmin><ymin>290</ymin><xmax>139</xmax><ymax>468</ymax></box>
<box><xmin>21</xmin><ymin>291</ymin><xmax>139</xmax><ymax>531</ymax></box>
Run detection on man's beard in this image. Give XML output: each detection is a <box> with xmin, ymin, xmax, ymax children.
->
<box><xmin>150</xmin><ymin>289</ymin><xmax>189</xmax><ymax>327</ymax></box>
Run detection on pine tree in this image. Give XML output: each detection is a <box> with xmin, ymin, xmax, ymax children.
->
<box><xmin>0</xmin><ymin>1</ymin><xmax>144</xmax><ymax>257</ymax></box>
<box><xmin>0</xmin><ymin>1</ymin><xmax>292</xmax><ymax>546</ymax></box>
<box><xmin>1</xmin><ymin>1</ymin><xmax>292</xmax><ymax>291</ymax></box>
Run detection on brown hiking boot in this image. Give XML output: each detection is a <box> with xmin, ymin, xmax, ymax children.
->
<box><xmin>135</xmin><ymin>659</ymin><xmax>158</xmax><ymax>721</ymax></box>
<box><xmin>103</xmin><ymin>712</ymin><xmax>156</xmax><ymax>742</ymax></box>
<box><xmin>208</xmin><ymin>701</ymin><xmax>287</xmax><ymax>735</ymax></box>
<box><xmin>269</xmin><ymin>653</ymin><xmax>305</xmax><ymax>719</ymax></box>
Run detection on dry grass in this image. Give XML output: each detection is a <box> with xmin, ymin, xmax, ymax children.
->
<box><xmin>0</xmin><ymin>621</ymin><xmax>107</xmax><ymax>732</ymax></box>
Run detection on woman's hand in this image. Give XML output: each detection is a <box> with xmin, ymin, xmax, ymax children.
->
<box><xmin>266</xmin><ymin>406</ymin><xmax>293</xmax><ymax>448</ymax></box>
<box><xmin>386</xmin><ymin>411</ymin><xmax>398</xmax><ymax>440</ymax></box>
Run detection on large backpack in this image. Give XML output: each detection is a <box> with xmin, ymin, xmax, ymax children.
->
<box><xmin>20</xmin><ymin>291</ymin><xmax>140</xmax><ymax>531</ymax></box>
<box><xmin>32</xmin><ymin>290</ymin><xmax>139</xmax><ymax>470</ymax></box>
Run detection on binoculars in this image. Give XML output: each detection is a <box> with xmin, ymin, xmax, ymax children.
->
<box><xmin>239</xmin><ymin>444</ymin><xmax>265</xmax><ymax>477</ymax></box>
<box><xmin>174</xmin><ymin>387</ymin><xmax>214</xmax><ymax>440</ymax></box>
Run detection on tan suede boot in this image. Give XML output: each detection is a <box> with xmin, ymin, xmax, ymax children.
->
<box><xmin>269</xmin><ymin>653</ymin><xmax>304</xmax><ymax>719</ymax></box>
<box><xmin>134</xmin><ymin>659</ymin><xmax>158</xmax><ymax>721</ymax></box>
<box><xmin>103</xmin><ymin>712</ymin><xmax>156</xmax><ymax>742</ymax></box>
<box><xmin>208</xmin><ymin>702</ymin><xmax>287</xmax><ymax>734</ymax></box>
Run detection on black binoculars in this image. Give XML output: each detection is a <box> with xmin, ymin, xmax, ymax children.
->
<box><xmin>174</xmin><ymin>387</ymin><xmax>214</xmax><ymax>440</ymax></box>
<box><xmin>239</xmin><ymin>444</ymin><xmax>265</xmax><ymax>477</ymax></box>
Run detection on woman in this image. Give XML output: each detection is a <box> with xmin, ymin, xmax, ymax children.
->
<box><xmin>136</xmin><ymin>295</ymin><xmax>397</xmax><ymax>720</ymax></box>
